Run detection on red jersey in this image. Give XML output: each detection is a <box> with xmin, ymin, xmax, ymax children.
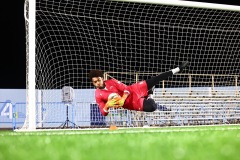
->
<box><xmin>95</xmin><ymin>79</ymin><xmax>148</xmax><ymax>116</ymax></box>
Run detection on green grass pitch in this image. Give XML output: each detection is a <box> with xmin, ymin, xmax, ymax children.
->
<box><xmin>0</xmin><ymin>125</ymin><xmax>240</xmax><ymax>160</ymax></box>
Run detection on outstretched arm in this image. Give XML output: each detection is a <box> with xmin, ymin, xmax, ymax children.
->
<box><xmin>96</xmin><ymin>98</ymin><xmax>119</xmax><ymax>116</ymax></box>
<box><xmin>115</xmin><ymin>91</ymin><xmax>130</xmax><ymax>107</ymax></box>
<box><xmin>112</xmin><ymin>79</ymin><xmax>130</xmax><ymax>105</ymax></box>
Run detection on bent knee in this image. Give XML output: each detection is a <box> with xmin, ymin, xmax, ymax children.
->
<box><xmin>143</xmin><ymin>99</ymin><xmax>157</xmax><ymax>112</ymax></box>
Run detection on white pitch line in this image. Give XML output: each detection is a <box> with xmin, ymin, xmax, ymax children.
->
<box><xmin>2</xmin><ymin>126</ymin><xmax>240</xmax><ymax>136</ymax></box>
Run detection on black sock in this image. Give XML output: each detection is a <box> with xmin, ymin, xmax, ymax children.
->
<box><xmin>145</xmin><ymin>71</ymin><xmax>173</xmax><ymax>90</ymax></box>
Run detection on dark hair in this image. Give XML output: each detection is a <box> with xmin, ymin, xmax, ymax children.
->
<box><xmin>89</xmin><ymin>70</ymin><xmax>104</xmax><ymax>80</ymax></box>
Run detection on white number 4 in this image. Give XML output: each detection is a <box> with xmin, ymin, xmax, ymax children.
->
<box><xmin>1</xmin><ymin>102</ymin><xmax>12</xmax><ymax>119</ymax></box>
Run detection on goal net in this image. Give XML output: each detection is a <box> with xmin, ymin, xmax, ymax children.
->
<box><xmin>18</xmin><ymin>0</ymin><xmax>240</xmax><ymax>130</ymax></box>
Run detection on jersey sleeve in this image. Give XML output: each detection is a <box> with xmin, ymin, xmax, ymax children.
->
<box><xmin>95</xmin><ymin>95</ymin><xmax>109</xmax><ymax>116</ymax></box>
<box><xmin>112</xmin><ymin>79</ymin><xmax>130</xmax><ymax>94</ymax></box>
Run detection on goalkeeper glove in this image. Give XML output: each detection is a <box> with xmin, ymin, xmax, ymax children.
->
<box><xmin>103</xmin><ymin>98</ymin><xmax>119</xmax><ymax>112</ymax></box>
<box><xmin>106</xmin><ymin>99</ymin><xmax>118</xmax><ymax>107</ymax></box>
<box><xmin>116</xmin><ymin>92</ymin><xmax>129</xmax><ymax>107</ymax></box>
<box><xmin>116</xmin><ymin>98</ymin><xmax>125</xmax><ymax>107</ymax></box>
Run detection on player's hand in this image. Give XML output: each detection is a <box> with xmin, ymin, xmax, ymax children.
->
<box><xmin>106</xmin><ymin>99</ymin><xmax>118</xmax><ymax>107</ymax></box>
<box><xmin>116</xmin><ymin>92</ymin><xmax>129</xmax><ymax>107</ymax></box>
<box><xmin>113</xmin><ymin>105</ymin><xmax>121</xmax><ymax>109</ymax></box>
<box><xmin>116</xmin><ymin>97</ymin><xmax>125</xmax><ymax>107</ymax></box>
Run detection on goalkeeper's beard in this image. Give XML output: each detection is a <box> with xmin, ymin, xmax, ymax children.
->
<box><xmin>98</xmin><ymin>83</ymin><xmax>105</xmax><ymax>89</ymax></box>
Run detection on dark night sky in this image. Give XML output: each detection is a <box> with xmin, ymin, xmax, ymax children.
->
<box><xmin>0</xmin><ymin>0</ymin><xmax>239</xmax><ymax>89</ymax></box>
<box><xmin>1</xmin><ymin>0</ymin><xmax>26</xmax><ymax>89</ymax></box>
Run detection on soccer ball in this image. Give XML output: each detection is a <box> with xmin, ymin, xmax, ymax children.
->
<box><xmin>108</xmin><ymin>93</ymin><xmax>120</xmax><ymax>100</ymax></box>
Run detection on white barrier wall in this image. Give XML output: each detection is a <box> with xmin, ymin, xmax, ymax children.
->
<box><xmin>0</xmin><ymin>89</ymin><xmax>96</xmax><ymax>129</ymax></box>
<box><xmin>0</xmin><ymin>90</ymin><xmax>26</xmax><ymax>128</ymax></box>
<box><xmin>0</xmin><ymin>87</ymin><xmax>239</xmax><ymax>129</ymax></box>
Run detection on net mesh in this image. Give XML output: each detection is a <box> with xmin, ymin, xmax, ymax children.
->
<box><xmin>20</xmin><ymin>0</ymin><xmax>240</xmax><ymax>130</ymax></box>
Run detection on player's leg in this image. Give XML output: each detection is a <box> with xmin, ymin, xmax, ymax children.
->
<box><xmin>146</xmin><ymin>61</ymin><xmax>189</xmax><ymax>90</ymax></box>
<box><xmin>142</xmin><ymin>98</ymin><xmax>157</xmax><ymax>112</ymax></box>
<box><xmin>147</xmin><ymin>85</ymin><xmax>155</xmax><ymax>99</ymax></box>
<box><xmin>143</xmin><ymin>61</ymin><xmax>189</xmax><ymax>112</ymax></box>
<box><xmin>143</xmin><ymin>98</ymin><xmax>172</xmax><ymax>112</ymax></box>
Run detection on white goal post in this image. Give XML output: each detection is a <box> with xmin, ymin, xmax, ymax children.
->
<box><xmin>18</xmin><ymin>0</ymin><xmax>240</xmax><ymax>131</ymax></box>
<box><xmin>23</xmin><ymin>0</ymin><xmax>36</xmax><ymax>130</ymax></box>
<box><xmin>111</xmin><ymin>0</ymin><xmax>240</xmax><ymax>11</ymax></box>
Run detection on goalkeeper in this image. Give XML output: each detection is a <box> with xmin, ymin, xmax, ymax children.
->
<box><xmin>89</xmin><ymin>61</ymin><xmax>189</xmax><ymax>116</ymax></box>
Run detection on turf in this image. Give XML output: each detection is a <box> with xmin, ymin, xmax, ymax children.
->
<box><xmin>0</xmin><ymin>125</ymin><xmax>240</xmax><ymax>160</ymax></box>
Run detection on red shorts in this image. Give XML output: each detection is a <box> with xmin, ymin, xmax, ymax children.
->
<box><xmin>123</xmin><ymin>81</ymin><xmax>148</xmax><ymax>111</ymax></box>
